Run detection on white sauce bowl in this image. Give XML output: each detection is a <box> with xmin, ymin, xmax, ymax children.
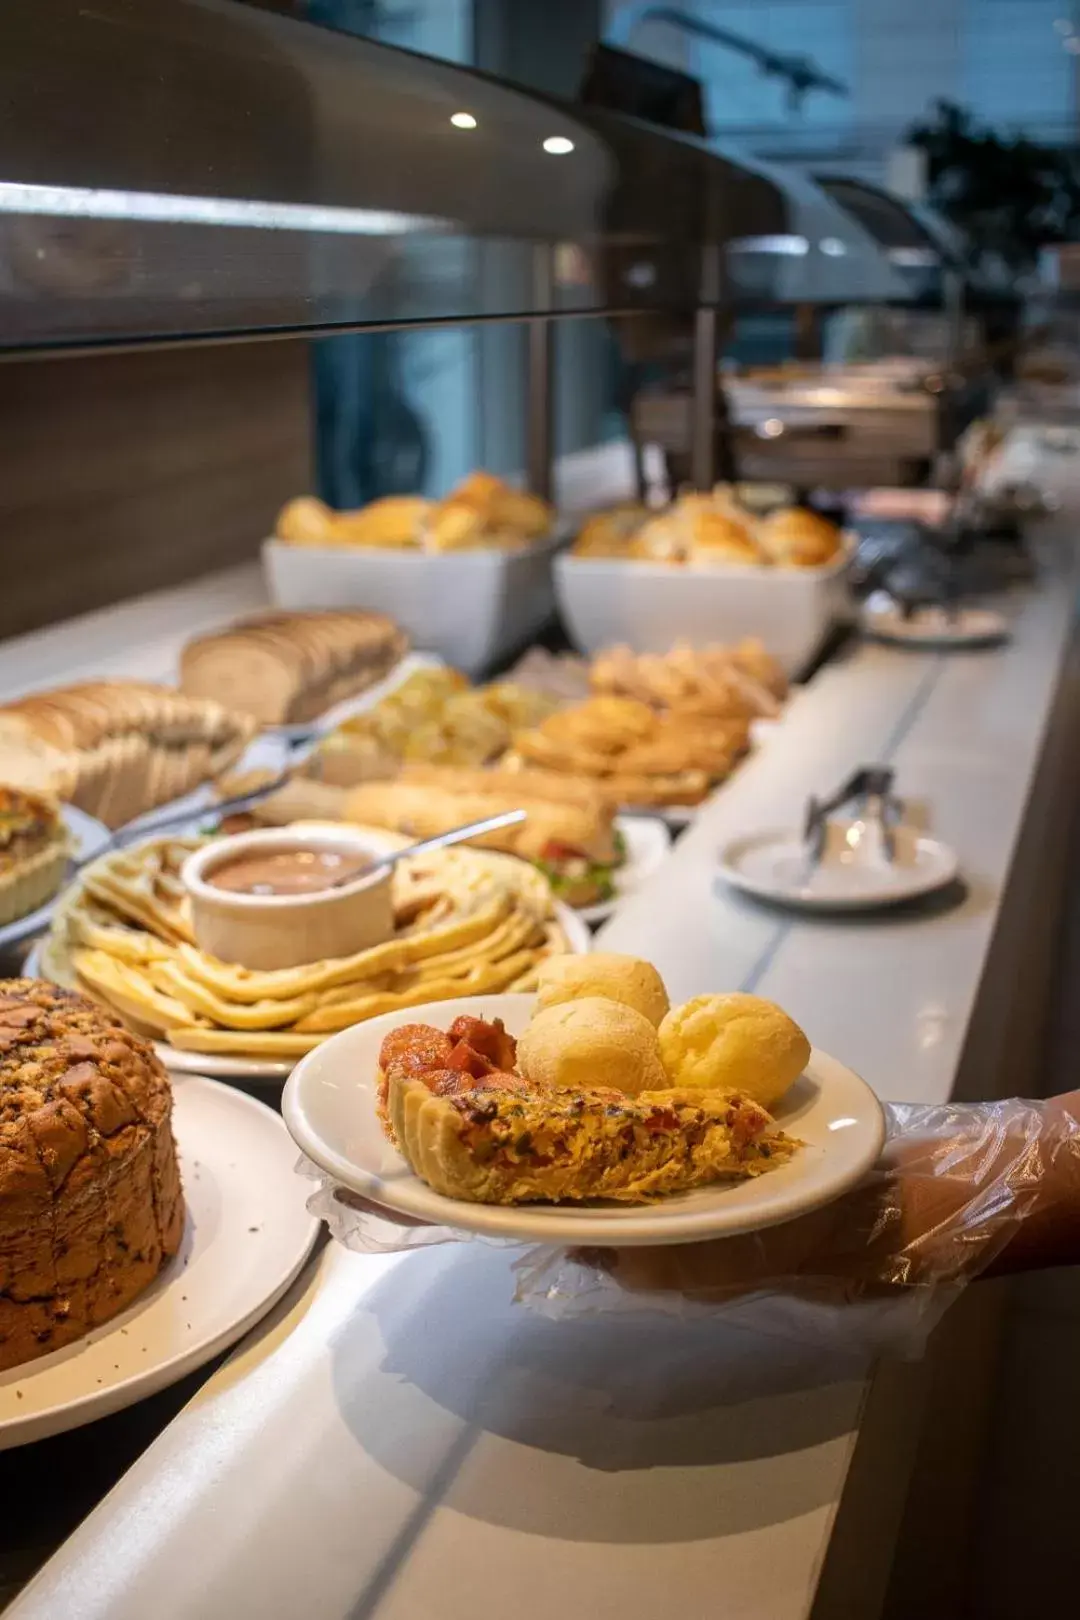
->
<box><xmin>182</xmin><ymin>825</ymin><xmax>395</xmax><ymax>971</ymax></box>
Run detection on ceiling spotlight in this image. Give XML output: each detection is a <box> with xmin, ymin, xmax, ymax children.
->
<box><xmin>1054</xmin><ymin>18</ymin><xmax>1073</xmax><ymax>34</ymax></box>
<box><xmin>819</xmin><ymin>236</ymin><xmax>847</xmax><ymax>256</ymax></box>
<box><xmin>542</xmin><ymin>136</ymin><xmax>575</xmax><ymax>155</ymax></box>
<box><xmin>1067</xmin><ymin>35</ymin><xmax>1080</xmax><ymax>51</ymax></box>
<box><xmin>450</xmin><ymin>112</ymin><xmax>477</xmax><ymax>129</ymax></box>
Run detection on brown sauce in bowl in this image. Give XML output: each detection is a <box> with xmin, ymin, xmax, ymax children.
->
<box><xmin>207</xmin><ymin>847</ymin><xmax>375</xmax><ymax>897</ymax></box>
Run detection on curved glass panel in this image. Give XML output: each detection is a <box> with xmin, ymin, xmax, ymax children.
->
<box><xmin>724</xmin><ymin>159</ymin><xmax>911</xmax><ymax>306</ymax></box>
<box><xmin>0</xmin><ymin>0</ymin><xmax>789</xmax><ymax>353</ymax></box>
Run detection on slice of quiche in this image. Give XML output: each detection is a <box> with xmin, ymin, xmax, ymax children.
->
<box><xmin>0</xmin><ymin>787</ymin><xmax>70</xmax><ymax>927</ymax></box>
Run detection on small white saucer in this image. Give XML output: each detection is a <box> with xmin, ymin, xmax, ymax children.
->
<box><xmin>719</xmin><ymin>823</ymin><xmax>959</xmax><ymax>912</ymax></box>
<box><xmin>862</xmin><ymin>595</ymin><xmax>1008</xmax><ymax>650</ymax></box>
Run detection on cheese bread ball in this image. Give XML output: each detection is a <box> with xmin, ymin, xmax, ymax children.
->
<box><xmin>658</xmin><ymin>992</ymin><xmax>810</xmax><ymax>1109</ymax></box>
<box><xmin>534</xmin><ymin>953</ymin><xmax>670</xmax><ymax>1028</ymax></box>
<box><xmin>518</xmin><ymin>997</ymin><xmax>668</xmax><ymax>1097</ymax></box>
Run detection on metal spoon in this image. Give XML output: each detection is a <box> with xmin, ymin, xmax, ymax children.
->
<box><xmin>81</xmin><ymin>801</ymin><xmax>528</xmax><ymax>881</ymax></box>
<box><xmin>329</xmin><ymin>809</ymin><xmax>528</xmax><ymax>884</ymax></box>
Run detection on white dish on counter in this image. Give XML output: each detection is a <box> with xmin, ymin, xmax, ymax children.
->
<box><xmin>0</xmin><ymin>1076</ymin><xmax>319</xmax><ymax>1450</ymax></box>
<box><xmin>578</xmin><ymin>813</ymin><xmax>672</xmax><ymax>925</ymax></box>
<box><xmin>0</xmin><ymin>805</ymin><xmax>110</xmax><ymax>952</ymax></box>
<box><xmin>554</xmin><ymin>538</ymin><xmax>853</xmax><ymax>676</ymax></box>
<box><xmin>719</xmin><ymin>824</ymin><xmax>959</xmax><ymax>911</ymax></box>
<box><xmin>283</xmin><ymin>992</ymin><xmax>886</xmax><ymax>1248</ymax></box>
<box><xmin>862</xmin><ymin>596</ymin><xmax>1009</xmax><ymax>650</ymax></box>
<box><xmin>28</xmin><ymin>899</ymin><xmax>591</xmax><ymax>1084</ymax></box>
<box><xmin>263</xmin><ymin>531</ymin><xmax>566</xmax><ymax>677</ymax></box>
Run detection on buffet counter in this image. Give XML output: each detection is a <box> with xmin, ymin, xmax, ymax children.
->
<box><xmin>5</xmin><ymin>475</ymin><xmax>1080</xmax><ymax>1620</ymax></box>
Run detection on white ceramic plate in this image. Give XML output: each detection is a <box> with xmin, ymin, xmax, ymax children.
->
<box><xmin>719</xmin><ymin>826</ymin><xmax>959</xmax><ymax>912</ymax></box>
<box><xmin>578</xmin><ymin>814</ymin><xmax>672</xmax><ymax>925</ymax></box>
<box><xmin>0</xmin><ymin>1076</ymin><xmax>319</xmax><ymax>1449</ymax></box>
<box><xmin>862</xmin><ymin>596</ymin><xmax>1009</xmax><ymax>650</ymax></box>
<box><xmin>0</xmin><ymin>805</ymin><xmax>111</xmax><ymax>952</ymax></box>
<box><xmin>283</xmin><ymin>992</ymin><xmax>886</xmax><ymax>1248</ymax></box>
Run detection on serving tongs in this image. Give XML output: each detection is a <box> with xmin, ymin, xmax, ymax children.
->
<box><xmin>803</xmin><ymin>765</ymin><xmax>904</xmax><ymax>869</ymax></box>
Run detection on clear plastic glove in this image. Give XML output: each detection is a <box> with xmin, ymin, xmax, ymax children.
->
<box><xmin>515</xmin><ymin>1097</ymin><xmax>1078</xmax><ymax>1352</ymax></box>
<box><xmin>300</xmin><ymin>1096</ymin><xmax>1080</xmax><ymax>1354</ymax></box>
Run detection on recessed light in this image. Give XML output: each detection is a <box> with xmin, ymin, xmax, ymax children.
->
<box><xmin>542</xmin><ymin>136</ymin><xmax>575</xmax><ymax>155</ymax></box>
<box><xmin>450</xmin><ymin>112</ymin><xmax>477</xmax><ymax>130</ymax></box>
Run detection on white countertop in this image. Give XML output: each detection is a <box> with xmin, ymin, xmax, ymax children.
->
<box><xmin>8</xmin><ymin>459</ymin><xmax>1080</xmax><ymax>1620</ymax></box>
<box><xmin>0</xmin><ymin>561</ymin><xmax>267</xmax><ymax>700</ymax></box>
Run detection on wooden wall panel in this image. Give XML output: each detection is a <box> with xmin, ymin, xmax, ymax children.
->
<box><xmin>0</xmin><ymin>342</ymin><xmax>311</xmax><ymax>639</ymax></box>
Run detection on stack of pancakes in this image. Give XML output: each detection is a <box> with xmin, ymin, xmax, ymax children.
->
<box><xmin>44</xmin><ymin>838</ymin><xmax>574</xmax><ymax>1061</ymax></box>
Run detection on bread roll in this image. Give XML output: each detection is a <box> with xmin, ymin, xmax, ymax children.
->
<box><xmin>573</xmin><ymin>505</ymin><xmax>646</xmax><ymax>557</ymax></box>
<box><xmin>425</xmin><ymin>500</ymin><xmax>488</xmax><ymax>553</ymax></box>
<box><xmin>535</xmin><ymin>953</ymin><xmax>670</xmax><ymax>1027</ymax></box>
<box><xmin>332</xmin><ymin>495</ymin><xmax>428</xmax><ymax>548</ymax></box>
<box><xmin>756</xmin><ymin>508</ymin><xmax>841</xmax><ymax>568</ymax></box>
<box><xmin>658</xmin><ymin>992</ymin><xmax>810</xmax><ymax>1108</ymax></box>
<box><xmin>518</xmin><ymin>998</ymin><xmax>667</xmax><ymax>1096</ymax></box>
<box><xmin>688</xmin><ymin>510</ymin><xmax>762</xmax><ymax>565</ymax></box>
<box><xmin>629</xmin><ymin>511</ymin><xmax>686</xmax><ymax>562</ymax></box>
<box><xmin>275</xmin><ymin>496</ymin><xmax>336</xmax><ymax>545</ymax></box>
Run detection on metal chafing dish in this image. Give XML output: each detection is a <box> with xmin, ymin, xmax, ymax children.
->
<box><xmin>627</xmin><ymin>169</ymin><xmax>1002</xmax><ymax>495</ymax></box>
<box><xmin>634</xmin><ymin>360</ymin><xmax>953</xmax><ymax>490</ymax></box>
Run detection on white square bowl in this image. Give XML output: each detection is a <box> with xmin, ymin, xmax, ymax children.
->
<box><xmin>262</xmin><ymin>531</ymin><xmax>564</xmax><ymax>676</ymax></box>
<box><xmin>553</xmin><ymin>543</ymin><xmax>853</xmax><ymax>675</ymax></box>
